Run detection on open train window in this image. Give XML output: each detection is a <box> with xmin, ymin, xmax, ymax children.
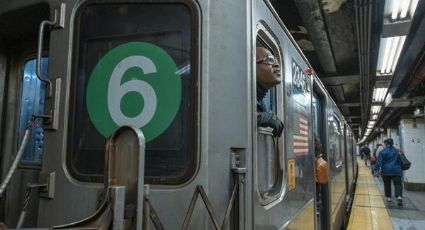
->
<box><xmin>255</xmin><ymin>27</ymin><xmax>285</xmax><ymax>205</ymax></box>
<box><xmin>17</xmin><ymin>58</ymin><xmax>48</xmax><ymax>166</ymax></box>
<box><xmin>69</xmin><ymin>1</ymin><xmax>199</xmax><ymax>184</ymax></box>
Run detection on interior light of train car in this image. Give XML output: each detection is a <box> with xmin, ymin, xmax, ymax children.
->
<box><xmin>371</xmin><ymin>115</ymin><xmax>378</xmax><ymax>120</ymax></box>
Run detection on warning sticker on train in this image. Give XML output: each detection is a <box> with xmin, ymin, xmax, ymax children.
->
<box><xmin>86</xmin><ymin>42</ymin><xmax>182</xmax><ymax>142</ymax></box>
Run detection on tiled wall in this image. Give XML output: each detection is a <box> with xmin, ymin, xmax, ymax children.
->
<box><xmin>387</xmin><ymin>128</ymin><xmax>400</xmax><ymax>149</ymax></box>
<box><xmin>399</xmin><ymin>117</ymin><xmax>425</xmax><ymax>184</ymax></box>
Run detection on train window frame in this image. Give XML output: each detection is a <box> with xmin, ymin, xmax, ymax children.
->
<box><xmin>254</xmin><ymin>23</ymin><xmax>286</xmax><ymax>206</ymax></box>
<box><xmin>67</xmin><ymin>0</ymin><xmax>200</xmax><ymax>185</ymax></box>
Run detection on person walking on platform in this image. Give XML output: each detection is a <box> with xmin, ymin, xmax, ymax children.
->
<box><xmin>361</xmin><ymin>145</ymin><xmax>371</xmax><ymax>166</ymax></box>
<box><xmin>374</xmin><ymin>138</ymin><xmax>403</xmax><ymax>206</ymax></box>
<box><xmin>370</xmin><ymin>143</ymin><xmax>382</xmax><ymax>174</ymax></box>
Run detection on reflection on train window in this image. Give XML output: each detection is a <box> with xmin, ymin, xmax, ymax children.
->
<box><xmin>330</xmin><ymin>115</ymin><xmax>342</xmax><ymax>168</ymax></box>
<box><xmin>69</xmin><ymin>3</ymin><xmax>198</xmax><ymax>184</ymax></box>
<box><xmin>18</xmin><ymin>58</ymin><xmax>48</xmax><ymax>165</ymax></box>
<box><xmin>255</xmin><ymin>31</ymin><xmax>284</xmax><ymax>204</ymax></box>
<box><xmin>312</xmin><ymin>92</ymin><xmax>322</xmax><ymax>141</ymax></box>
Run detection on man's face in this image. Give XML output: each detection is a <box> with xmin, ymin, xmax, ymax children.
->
<box><xmin>256</xmin><ymin>47</ymin><xmax>281</xmax><ymax>89</ymax></box>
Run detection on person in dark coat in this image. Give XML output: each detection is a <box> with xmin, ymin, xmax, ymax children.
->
<box><xmin>374</xmin><ymin>138</ymin><xmax>403</xmax><ymax>206</ymax></box>
<box><xmin>361</xmin><ymin>145</ymin><xmax>371</xmax><ymax>165</ymax></box>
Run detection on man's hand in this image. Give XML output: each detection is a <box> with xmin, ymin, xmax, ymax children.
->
<box><xmin>257</xmin><ymin>112</ymin><xmax>284</xmax><ymax>137</ymax></box>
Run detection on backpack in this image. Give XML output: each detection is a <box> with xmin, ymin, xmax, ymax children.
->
<box><xmin>316</xmin><ymin>157</ymin><xmax>329</xmax><ymax>184</ymax></box>
<box><xmin>399</xmin><ymin>151</ymin><xmax>411</xmax><ymax>170</ymax></box>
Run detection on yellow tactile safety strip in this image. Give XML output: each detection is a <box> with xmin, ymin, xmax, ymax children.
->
<box><xmin>347</xmin><ymin>159</ymin><xmax>393</xmax><ymax>230</ymax></box>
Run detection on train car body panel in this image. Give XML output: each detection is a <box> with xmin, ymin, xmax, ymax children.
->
<box><xmin>0</xmin><ymin>0</ymin><xmax>359</xmax><ymax>229</ymax></box>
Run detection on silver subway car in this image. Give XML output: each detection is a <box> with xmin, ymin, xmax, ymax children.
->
<box><xmin>0</xmin><ymin>0</ymin><xmax>358</xmax><ymax>229</ymax></box>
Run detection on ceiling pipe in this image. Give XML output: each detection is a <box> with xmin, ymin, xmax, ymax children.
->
<box><xmin>354</xmin><ymin>0</ymin><xmax>373</xmax><ymax>134</ymax></box>
<box><xmin>293</xmin><ymin>0</ymin><xmax>337</xmax><ymax>74</ymax></box>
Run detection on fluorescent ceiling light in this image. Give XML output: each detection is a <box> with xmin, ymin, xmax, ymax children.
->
<box><xmin>378</xmin><ymin>36</ymin><xmax>406</xmax><ymax>75</ymax></box>
<box><xmin>371</xmin><ymin>114</ymin><xmax>378</xmax><ymax>120</ymax></box>
<box><xmin>371</xmin><ymin>105</ymin><xmax>382</xmax><ymax>114</ymax></box>
<box><xmin>390</xmin><ymin>36</ymin><xmax>406</xmax><ymax>73</ymax></box>
<box><xmin>400</xmin><ymin>0</ymin><xmax>411</xmax><ymax>18</ymax></box>
<box><xmin>391</xmin><ymin>0</ymin><xmax>401</xmax><ymax>20</ymax></box>
<box><xmin>373</xmin><ymin>87</ymin><xmax>388</xmax><ymax>102</ymax></box>
<box><xmin>385</xmin><ymin>36</ymin><xmax>400</xmax><ymax>73</ymax></box>
<box><xmin>379</xmin><ymin>38</ymin><xmax>392</xmax><ymax>74</ymax></box>
<box><xmin>390</xmin><ymin>0</ymin><xmax>419</xmax><ymax>20</ymax></box>
<box><xmin>368</xmin><ymin>120</ymin><xmax>376</xmax><ymax>126</ymax></box>
<box><xmin>410</xmin><ymin>0</ymin><xmax>419</xmax><ymax>18</ymax></box>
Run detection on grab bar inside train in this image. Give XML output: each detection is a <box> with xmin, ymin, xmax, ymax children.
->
<box><xmin>0</xmin><ymin>116</ymin><xmax>36</xmax><ymax>197</ymax></box>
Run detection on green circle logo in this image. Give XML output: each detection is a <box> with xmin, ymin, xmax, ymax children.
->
<box><xmin>86</xmin><ymin>42</ymin><xmax>182</xmax><ymax>142</ymax></box>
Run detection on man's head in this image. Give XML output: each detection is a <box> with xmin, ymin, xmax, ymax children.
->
<box><xmin>256</xmin><ymin>47</ymin><xmax>281</xmax><ymax>89</ymax></box>
<box><xmin>385</xmin><ymin>138</ymin><xmax>394</xmax><ymax>146</ymax></box>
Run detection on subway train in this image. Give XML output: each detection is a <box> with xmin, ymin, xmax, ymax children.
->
<box><xmin>0</xmin><ymin>0</ymin><xmax>358</xmax><ymax>229</ymax></box>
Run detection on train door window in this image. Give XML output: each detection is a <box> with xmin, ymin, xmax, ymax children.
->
<box><xmin>17</xmin><ymin>58</ymin><xmax>48</xmax><ymax>165</ymax></box>
<box><xmin>69</xmin><ymin>2</ymin><xmax>199</xmax><ymax>184</ymax></box>
<box><xmin>255</xmin><ymin>28</ymin><xmax>284</xmax><ymax>204</ymax></box>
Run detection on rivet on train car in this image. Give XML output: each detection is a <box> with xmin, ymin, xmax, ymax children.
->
<box><xmin>304</xmin><ymin>68</ymin><xmax>313</xmax><ymax>75</ymax></box>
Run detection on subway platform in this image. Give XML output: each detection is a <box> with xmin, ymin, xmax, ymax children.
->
<box><xmin>347</xmin><ymin>158</ymin><xmax>425</xmax><ymax>229</ymax></box>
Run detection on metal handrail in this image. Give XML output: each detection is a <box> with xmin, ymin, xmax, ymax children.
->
<box><xmin>36</xmin><ymin>19</ymin><xmax>55</xmax><ymax>97</ymax></box>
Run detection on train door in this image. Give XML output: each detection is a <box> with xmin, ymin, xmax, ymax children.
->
<box><xmin>252</xmin><ymin>2</ymin><xmax>286</xmax><ymax>229</ymax></box>
<box><xmin>312</xmin><ymin>89</ymin><xmax>330</xmax><ymax>230</ymax></box>
<box><xmin>0</xmin><ymin>3</ymin><xmax>52</xmax><ymax>227</ymax></box>
<box><xmin>344</xmin><ymin>125</ymin><xmax>354</xmax><ymax>198</ymax></box>
<box><xmin>252</xmin><ymin>22</ymin><xmax>287</xmax><ymax>229</ymax></box>
<box><xmin>328</xmin><ymin>112</ymin><xmax>346</xmax><ymax>229</ymax></box>
<box><xmin>252</xmin><ymin>1</ymin><xmax>316</xmax><ymax>229</ymax></box>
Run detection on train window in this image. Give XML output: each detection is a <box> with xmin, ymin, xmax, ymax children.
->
<box><xmin>312</xmin><ymin>92</ymin><xmax>322</xmax><ymax>139</ymax></box>
<box><xmin>17</xmin><ymin>58</ymin><xmax>48</xmax><ymax>166</ymax></box>
<box><xmin>69</xmin><ymin>2</ymin><xmax>198</xmax><ymax>184</ymax></box>
<box><xmin>330</xmin><ymin>115</ymin><xmax>342</xmax><ymax>169</ymax></box>
<box><xmin>255</xmin><ymin>29</ymin><xmax>284</xmax><ymax>204</ymax></box>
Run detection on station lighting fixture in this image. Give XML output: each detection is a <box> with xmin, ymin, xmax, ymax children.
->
<box><xmin>368</xmin><ymin>120</ymin><xmax>376</xmax><ymax>126</ymax></box>
<box><xmin>391</xmin><ymin>0</ymin><xmax>419</xmax><ymax>20</ymax></box>
<box><xmin>371</xmin><ymin>105</ymin><xmax>381</xmax><ymax>114</ymax></box>
<box><xmin>362</xmin><ymin>0</ymin><xmax>419</xmax><ymax>141</ymax></box>
<box><xmin>378</xmin><ymin>36</ymin><xmax>406</xmax><ymax>75</ymax></box>
<box><xmin>372</xmin><ymin>87</ymin><xmax>389</xmax><ymax>102</ymax></box>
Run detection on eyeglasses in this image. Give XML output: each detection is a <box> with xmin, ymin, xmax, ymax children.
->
<box><xmin>256</xmin><ymin>55</ymin><xmax>278</xmax><ymax>65</ymax></box>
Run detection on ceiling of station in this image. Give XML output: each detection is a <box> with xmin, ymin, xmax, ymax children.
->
<box><xmin>271</xmin><ymin>0</ymin><xmax>425</xmax><ymax>139</ymax></box>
